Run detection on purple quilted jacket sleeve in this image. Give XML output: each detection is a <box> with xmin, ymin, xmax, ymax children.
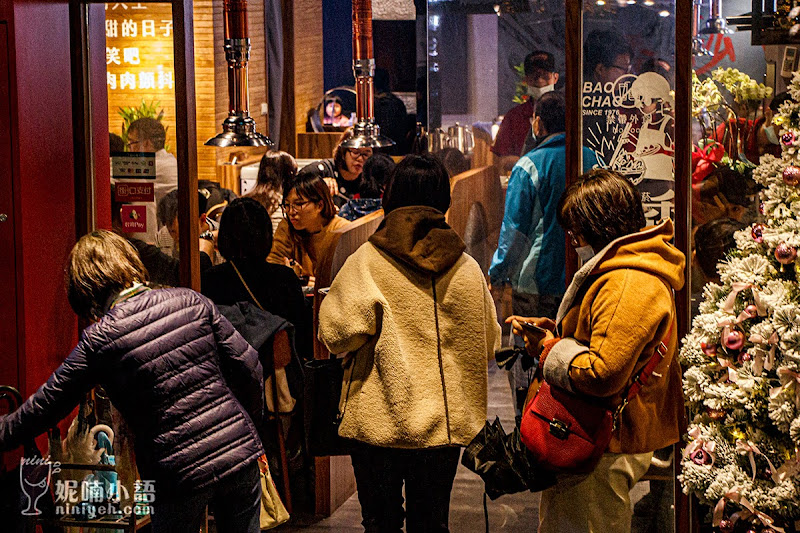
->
<box><xmin>0</xmin><ymin>336</ymin><xmax>96</xmax><ymax>452</ymax></box>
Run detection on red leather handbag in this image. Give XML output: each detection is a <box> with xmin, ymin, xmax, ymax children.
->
<box><xmin>520</xmin><ymin>324</ymin><xmax>673</xmax><ymax>474</ymax></box>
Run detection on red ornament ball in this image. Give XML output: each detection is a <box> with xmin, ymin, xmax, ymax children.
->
<box><xmin>782</xmin><ymin>131</ymin><xmax>796</xmax><ymax>146</ymax></box>
<box><xmin>718</xmin><ymin>519</ymin><xmax>734</xmax><ymax>532</ymax></box>
<box><xmin>783</xmin><ymin>165</ymin><xmax>800</xmax><ymax>186</ymax></box>
<box><xmin>701</xmin><ymin>342</ymin><xmax>718</xmax><ymax>356</ymax></box>
<box><xmin>752</xmin><ymin>224</ymin><xmax>764</xmax><ymax>243</ymax></box>
<box><xmin>738</xmin><ymin>352</ymin><xmax>752</xmax><ymax>364</ymax></box>
<box><xmin>775</xmin><ymin>242</ymin><xmax>798</xmax><ymax>265</ymax></box>
<box><xmin>724</xmin><ymin>330</ymin><xmax>745</xmax><ymax>351</ymax></box>
<box><xmin>744</xmin><ymin>304</ymin><xmax>758</xmax><ymax>318</ymax></box>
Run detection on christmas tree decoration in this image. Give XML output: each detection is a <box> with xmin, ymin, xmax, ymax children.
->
<box><xmin>717</xmin><ymin>519</ymin><xmax>733</xmax><ymax>532</ymax></box>
<box><xmin>723</xmin><ymin>329</ymin><xmax>745</xmax><ymax>351</ymax></box>
<box><xmin>702</xmin><ymin>342</ymin><xmax>719</xmax><ymax>356</ymax></box>
<box><xmin>752</xmin><ymin>224</ymin><xmax>764</xmax><ymax>243</ymax></box>
<box><xmin>774</xmin><ymin>242</ymin><xmax>796</xmax><ymax>264</ymax></box>
<box><xmin>782</xmin><ymin>165</ymin><xmax>800</xmax><ymax>186</ymax></box>
<box><xmin>680</xmin><ymin>71</ymin><xmax>800</xmax><ymax>530</ymax></box>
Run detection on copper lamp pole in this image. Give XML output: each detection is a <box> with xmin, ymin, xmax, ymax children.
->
<box><xmin>699</xmin><ymin>0</ymin><xmax>732</xmax><ymax>34</ymax></box>
<box><xmin>692</xmin><ymin>0</ymin><xmax>713</xmax><ymax>56</ymax></box>
<box><xmin>206</xmin><ymin>0</ymin><xmax>272</xmax><ymax>147</ymax></box>
<box><xmin>340</xmin><ymin>0</ymin><xmax>394</xmax><ymax>149</ymax></box>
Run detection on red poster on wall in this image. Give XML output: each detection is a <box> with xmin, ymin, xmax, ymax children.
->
<box><xmin>120</xmin><ymin>205</ymin><xmax>147</xmax><ymax>233</ymax></box>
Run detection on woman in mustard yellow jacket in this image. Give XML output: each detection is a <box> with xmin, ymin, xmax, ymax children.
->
<box><xmin>512</xmin><ymin>169</ymin><xmax>686</xmax><ymax>533</ymax></box>
<box><xmin>267</xmin><ymin>170</ymin><xmax>349</xmax><ymax>279</ymax></box>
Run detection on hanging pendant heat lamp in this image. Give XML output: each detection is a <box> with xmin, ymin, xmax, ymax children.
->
<box><xmin>206</xmin><ymin>0</ymin><xmax>272</xmax><ymax>147</ymax></box>
<box><xmin>692</xmin><ymin>0</ymin><xmax>713</xmax><ymax>56</ymax></box>
<box><xmin>699</xmin><ymin>0</ymin><xmax>733</xmax><ymax>35</ymax></box>
<box><xmin>340</xmin><ymin>0</ymin><xmax>395</xmax><ymax>149</ymax></box>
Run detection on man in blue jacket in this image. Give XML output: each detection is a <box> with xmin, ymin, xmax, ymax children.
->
<box><xmin>489</xmin><ymin>91</ymin><xmax>597</xmax><ymax>421</ymax></box>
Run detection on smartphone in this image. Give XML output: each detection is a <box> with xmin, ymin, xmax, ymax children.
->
<box><xmin>520</xmin><ymin>321</ymin><xmax>548</xmax><ymax>334</ymax></box>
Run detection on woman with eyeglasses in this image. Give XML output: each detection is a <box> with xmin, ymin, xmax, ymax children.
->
<box><xmin>244</xmin><ymin>150</ymin><xmax>298</xmax><ymax>236</ymax></box>
<box><xmin>267</xmin><ymin>170</ymin><xmax>349</xmax><ymax>281</ymax></box>
<box><xmin>300</xmin><ymin>129</ymin><xmax>376</xmax><ymax>208</ymax></box>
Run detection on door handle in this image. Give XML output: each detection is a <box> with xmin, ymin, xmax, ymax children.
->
<box><xmin>0</xmin><ymin>214</ymin><xmax>7</xmax><ymax>222</ymax></box>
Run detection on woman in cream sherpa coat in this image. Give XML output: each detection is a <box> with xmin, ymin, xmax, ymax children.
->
<box><xmin>318</xmin><ymin>154</ymin><xmax>501</xmax><ymax>533</ymax></box>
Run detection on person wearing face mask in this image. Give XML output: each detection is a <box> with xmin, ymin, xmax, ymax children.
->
<box><xmin>492</xmin><ymin>51</ymin><xmax>559</xmax><ymax>172</ymax></box>
<box><xmin>756</xmin><ymin>91</ymin><xmax>791</xmax><ymax>158</ymax></box>
<box><xmin>488</xmin><ymin>92</ymin><xmax>597</xmax><ymax>423</ymax></box>
<box><xmin>509</xmin><ymin>169</ymin><xmax>685</xmax><ymax>533</ymax></box>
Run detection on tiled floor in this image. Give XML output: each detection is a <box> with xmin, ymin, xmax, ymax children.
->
<box><xmin>275</xmin><ymin>361</ymin><xmax>673</xmax><ymax>532</ymax></box>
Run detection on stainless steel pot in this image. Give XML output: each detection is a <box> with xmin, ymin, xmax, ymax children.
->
<box><xmin>447</xmin><ymin>123</ymin><xmax>474</xmax><ymax>155</ymax></box>
<box><xmin>430</xmin><ymin>128</ymin><xmax>449</xmax><ymax>153</ymax></box>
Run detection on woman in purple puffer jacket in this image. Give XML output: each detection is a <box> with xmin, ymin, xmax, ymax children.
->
<box><xmin>0</xmin><ymin>230</ymin><xmax>265</xmax><ymax>533</ymax></box>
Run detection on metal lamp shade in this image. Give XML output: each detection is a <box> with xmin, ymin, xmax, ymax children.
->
<box><xmin>206</xmin><ymin>116</ymin><xmax>272</xmax><ymax>147</ymax></box>
<box><xmin>698</xmin><ymin>0</ymin><xmax>732</xmax><ymax>34</ymax></box>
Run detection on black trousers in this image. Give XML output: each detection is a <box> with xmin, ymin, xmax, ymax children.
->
<box><xmin>350</xmin><ymin>444</ymin><xmax>461</xmax><ymax>533</ymax></box>
<box><xmin>149</xmin><ymin>461</ymin><xmax>261</xmax><ymax>533</ymax></box>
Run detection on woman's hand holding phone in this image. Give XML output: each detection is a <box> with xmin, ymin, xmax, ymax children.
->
<box><xmin>506</xmin><ymin>315</ymin><xmax>555</xmax><ymax>357</ymax></box>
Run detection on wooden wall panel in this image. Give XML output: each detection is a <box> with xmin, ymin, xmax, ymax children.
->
<box><xmin>9</xmin><ymin>0</ymin><xmax>79</xmax><ymax>403</ymax></box>
<box><xmin>280</xmin><ymin>0</ymin><xmax>323</xmax><ymax>155</ymax></box>
<box><xmin>194</xmin><ymin>0</ymin><xmax>216</xmax><ymax>182</ymax></box>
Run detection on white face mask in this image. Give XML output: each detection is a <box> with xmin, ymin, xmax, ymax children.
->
<box><xmin>575</xmin><ymin>245</ymin><xmax>595</xmax><ymax>263</ymax></box>
<box><xmin>527</xmin><ymin>84</ymin><xmax>555</xmax><ymax>99</ymax></box>
<box><xmin>765</xmin><ymin>125</ymin><xmax>781</xmax><ymax>145</ymax></box>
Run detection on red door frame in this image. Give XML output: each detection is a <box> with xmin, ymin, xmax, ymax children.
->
<box><xmin>0</xmin><ymin>22</ymin><xmax>20</xmax><ymax>392</ymax></box>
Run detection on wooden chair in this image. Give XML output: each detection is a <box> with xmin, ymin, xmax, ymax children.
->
<box><xmin>446</xmin><ymin>165</ymin><xmax>505</xmax><ymax>273</ymax></box>
<box><xmin>296</xmin><ymin>132</ymin><xmax>342</xmax><ymax>160</ymax></box>
<box><xmin>471</xmin><ymin>127</ymin><xmax>498</xmax><ymax>170</ymax></box>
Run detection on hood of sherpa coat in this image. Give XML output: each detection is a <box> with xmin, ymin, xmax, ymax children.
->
<box><xmin>369</xmin><ymin>206</ymin><xmax>466</xmax><ymax>276</ymax></box>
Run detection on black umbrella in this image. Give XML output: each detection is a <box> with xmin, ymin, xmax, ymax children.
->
<box><xmin>461</xmin><ymin>416</ymin><xmax>557</xmax><ymax>500</ymax></box>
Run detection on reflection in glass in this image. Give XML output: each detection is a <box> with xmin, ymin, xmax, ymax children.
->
<box><xmin>582</xmin><ymin>3</ymin><xmax>677</xmax><ymax>227</ymax></box>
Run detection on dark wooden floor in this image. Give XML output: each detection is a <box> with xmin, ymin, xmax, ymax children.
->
<box><xmin>274</xmin><ymin>361</ymin><xmax>673</xmax><ymax>532</ymax></box>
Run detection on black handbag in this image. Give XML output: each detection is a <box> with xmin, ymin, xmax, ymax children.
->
<box><xmin>303</xmin><ymin>356</ymin><xmax>356</xmax><ymax>456</ymax></box>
